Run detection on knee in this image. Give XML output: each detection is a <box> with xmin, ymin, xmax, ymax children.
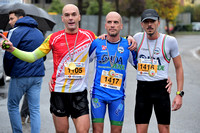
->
<box><xmin>7</xmin><ymin>99</ymin><xmax>18</xmax><ymax>111</ymax></box>
<box><xmin>158</xmin><ymin>124</ymin><xmax>170</xmax><ymax>133</ymax></box>
<box><xmin>76</xmin><ymin>126</ymin><xmax>89</xmax><ymax>133</ymax></box>
<box><xmin>55</xmin><ymin>127</ymin><xmax>69</xmax><ymax>133</ymax></box>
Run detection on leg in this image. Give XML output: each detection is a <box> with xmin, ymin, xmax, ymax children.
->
<box><xmin>154</xmin><ymin>82</ymin><xmax>171</xmax><ymax>133</ymax></box>
<box><xmin>50</xmin><ymin>92</ymin><xmax>71</xmax><ymax>133</ymax></box>
<box><xmin>135</xmin><ymin>81</ymin><xmax>153</xmax><ymax>133</ymax></box>
<box><xmin>158</xmin><ymin>124</ymin><xmax>170</xmax><ymax>133</ymax></box>
<box><xmin>21</xmin><ymin>94</ymin><xmax>29</xmax><ymax>124</ymax></box>
<box><xmin>7</xmin><ymin>78</ymin><xmax>25</xmax><ymax>133</ymax></box>
<box><xmin>111</xmin><ymin>125</ymin><xmax>122</xmax><ymax>133</ymax></box>
<box><xmin>92</xmin><ymin>123</ymin><xmax>104</xmax><ymax>133</ymax></box>
<box><xmin>108</xmin><ymin>99</ymin><xmax>124</xmax><ymax>133</ymax></box>
<box><xmin>27</xmin><ymin>77</ymin><xmax>42</xmax><ymax>133</ymax></box>
<box><xmin>73</xmin><ymin>114</ymin><xmax>90</xmax><ymax>133</ymax></box>
<box><xmin>52</xmin><ymin>114</ymin><xmax>69</xmax><ymax>133</ymax></box>
<box><xmin>91</xmin><ymin>98</ymin><xmax>106</xmax><ymax>133</ymax></box>
<box><xmin>20</xmin><ymin>94</ymin><xmax>29</xmax><ymax>118</ymax></box>
<box><xmin>135</xmin><ymin>124</ymin><xmax>148</xmax><ymax>133</ymax></box>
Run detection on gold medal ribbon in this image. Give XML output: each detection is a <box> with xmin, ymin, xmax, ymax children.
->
<box><xmin>106</xmin><ymin>38</ymin><xmax>120</xmax><ymax>68</ymax></box>
<box><xmin>146</xmin><ymin>34</ymin><xmax>159</xmax><ymax>76</ymax></box>
<box><xmin>65</xmin><ymin>31</ymin><xmax>79</xmax><ymax>62</ymax></box>
<box><xmin>147</xmin><ymin>37</ymin><xmax>158</xmax><ymax>64</ymax></box>
<box><xmin>65</xmin><ymin>31</ymin><xmax>79</xmax><ymax>70</ymax></box>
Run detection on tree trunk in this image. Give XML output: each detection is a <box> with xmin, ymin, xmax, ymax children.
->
<box><xmin>166</xmin><ymin>19</ymin><xmax>170</xmax><ymax>35</ymax></box>
<box><xmin>128</xmin><ymin>16</ymin><xmax>131</xmax><ymax>35</ymax></box>
<box><xmin>97</xmin><ymin>0</ymin><xmax>103</xmax><ymax>35</ymax></box>
<box><xmin>78</xmin><ymin>0</ymin><xmax>83</xmax><ymax>28</ymax></box>
<box><xmin>115</xmin><ymin>0</ymin><xmax>119</xmax><ymax>13</ymax></box>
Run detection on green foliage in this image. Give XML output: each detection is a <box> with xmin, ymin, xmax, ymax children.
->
<box><xmin>174</xmin><ymin>24</ymin><xmax>193</xmax><ymax>31</ymax></box>
<box><xmin>180</xmin><ymin>4</ymin><xmax>200</xmax><ymax>22</ymax></box>
<box><xmin>119</xmin><ymin>0</ymin><xmax>145</xmax><ymax>17</ymax></box>
<box><xmin>179</xmin><ymin>5</ymin><xmax>194</xmax><ymax>21</ymax></box>
<box><xmin>145</xmin><ymin>0</ymin><xmax>179</xmax><ymax>21</ymax></box>
<box><xmin>193</xmin><ymin>4</ymin><xmax>200</xmax><ymax>21</ymax></box>
<box><xmin>86</xmin><ymin>0</ymin><xmax>114</xmax><ymax>15</ymax></box>
<box><xmin>48</xmin><ymin>0</ymin><xmax>64</xmax><ymax>14</ymax></box>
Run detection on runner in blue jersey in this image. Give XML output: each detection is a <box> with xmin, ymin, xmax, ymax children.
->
<box><xmin>89</xmin><ymin>11</ymin><xmax>137</xmax><ymax>133</ymax></box>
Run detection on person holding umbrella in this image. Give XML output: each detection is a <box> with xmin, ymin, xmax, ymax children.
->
<box><xmin>7</xmin><ymin>9</ymin><xmax>31</xmax><ymax>125</ymax></box>
<box><xmin>3</xmin><ymin>9</ymin><xmax>45</xmax><ymax>133</ymax></box>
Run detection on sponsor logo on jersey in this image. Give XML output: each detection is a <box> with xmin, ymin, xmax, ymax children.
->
<box><xmin>141</xmin><ymin>48</ymin><xmax>149</xmax><ymax>51</ymax></box>
<box><xmin>60</xmin><ymin>43</ymin><xmax>66</xmax><ymax>46</ymax></box>
<box><xmin>154</xmin><ymin>48</ymin><xmax>160</xmax><ymax>55</ymax></box>
<box><xmin>118</xmin><ymin>46</ymin><xmax>124</xmax><ymax>53</ymax></box>
<box><xmin>102</xmin><ymin>45</ymin><xmax>107</xmax><ymax>50</ymax></box>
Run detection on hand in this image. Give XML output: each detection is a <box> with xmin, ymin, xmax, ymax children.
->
<box><xmin>166</xmin><ymin>77</ymin><xmax>172</xmax><ymax>93</ymax></box>
<box><xmin>172</xmin><ymin>95</ymin><xmax>182</xmax><ymax>111</ymax></box>
<box><xmin>127</xmin><ymin>35</ymin><xmax>137</xmax><ymax>51</ymax></box>
<box><xmin>0</xmin><ymin>33</ymin><xmax>15</xmax><ymax>52</ymax></box>
<box><xmin>98</xmin><ymin>34</ymin><xmax>107</xmax><ymax>40</ymax></box>
<box><xmin>48</xmin><ymin>78</ymin><xmax>53</xmax><ymax>92</ymax></box>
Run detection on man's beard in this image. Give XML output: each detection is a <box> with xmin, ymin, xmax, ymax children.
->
<box><xmin>147</xmin><ymin>27</ymin><xmax>155</xmax><ymax>36</ymax></box>
<box><xmin>109</xmin><ymin>33</ymin><xmax>117</xmax><ymax>37</ymax></box>
<box><xmin>148</xmin><ymin>33</ymin><xmax>154</xmax><ymax>36</ymax></box>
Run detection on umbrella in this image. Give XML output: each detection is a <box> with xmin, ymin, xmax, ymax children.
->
<box><xmin>0</xmin><ymin>3</ymin><xmax>56</xmax><ymax>32</ymax></box>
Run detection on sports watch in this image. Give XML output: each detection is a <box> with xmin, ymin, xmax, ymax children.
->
<box><xmin>176</xmin><ymin>90</ymin><xmax>184</xmax><ymax>97</ymax></box>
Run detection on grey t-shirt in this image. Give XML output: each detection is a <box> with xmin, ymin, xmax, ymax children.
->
<box><xmin>134</xmin><ymin>32</ymin><xmax>179</xmax><ymax>81</ymax></box>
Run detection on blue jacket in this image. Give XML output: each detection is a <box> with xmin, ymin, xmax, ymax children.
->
<box><xmin>3</xmin><ymin>16</ymin><xmax>45</xmax><ymax>77</ymax></box>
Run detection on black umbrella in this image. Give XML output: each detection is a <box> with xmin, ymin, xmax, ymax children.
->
<box><xmin>0</xmin><ymin>3</ymin><xmax>56</xmax><ymax>32</ymax></box>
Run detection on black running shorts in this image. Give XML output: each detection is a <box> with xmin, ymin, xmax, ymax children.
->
<box><xmin>50</xmin><ymin>89</ymin><xmax>89</xmax><ymax>118</ymax></box>
<box><xmin>134</xmin><ymin>79</ymin><xmax>171</xmax><ymax>125</ymax></box>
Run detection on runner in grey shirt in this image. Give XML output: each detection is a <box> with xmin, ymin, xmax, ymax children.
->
<box><xmin>133</xmin><ymin>9</ymin><xmax>184</xmax><ymax>133</ymax></box>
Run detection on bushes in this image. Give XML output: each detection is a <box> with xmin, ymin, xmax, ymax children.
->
<box><xmin>173</xmin><ymin>24</ymin><xmax>193</xmax><ymax>32</ymax></box>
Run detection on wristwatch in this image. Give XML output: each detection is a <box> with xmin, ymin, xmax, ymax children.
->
<box><xmin>176</xmin><ymin>90</ymin><xmax>184</xmax><ymax>97</ymax></box>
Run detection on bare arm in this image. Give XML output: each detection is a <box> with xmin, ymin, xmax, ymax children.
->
<box><xmin>172</xmin><ymin>55</ymin><xmax>184</xmax><ymax>111</ymax></box>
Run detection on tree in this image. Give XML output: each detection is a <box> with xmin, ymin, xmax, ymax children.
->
<box><xmin>78</xmin><ymin>0</ymin><xmax>83</xmax><ymax>15</ymax></box>
<box><xmin>146</xmin><ymin>0</ymin><xmax>179</xmax><ymax>34</ymax></box>
<box><xmin>48</xmin><ymin>0</ymin><xmax>64</xmax><ymax>14</ymax></box>
<box><xmin>119</xmin><ymin>0</ymin><xmax>145</xmax><ymax>34</ymax></box>
<box><xmin>193</xmin><ymin>4</ymin><xmax>200</xmax><ymax>22</ymax></box>
<box><xmin>86</xmin><ymin>0</ymin><xmax>114</xmax><ymax>35</ymax></box>
<box><xmin>78</xmin><ymin>0</ymin><xmax>83</xmax><ymax>27</ymax></box>
<box><xmin>86</xmin><ymin>0</ymin><xmax>114</xmax><ymax>15</ymax></box>
<box><xmin>180</xmin><ymin>5</ymin><xmax>194</xmax><ymax>21</ymax></box>
<box><xmin>119</xmin><ymin>0</ymin><xmax>145</xmax><ymax>17</ymax></box>
<box><xmin>97</xmin><ymin>0</ymin><xmax>103</xmax><ymax>35</ymax></box>
<box><xmin>115</xmin><ymin>0</ymin><xmax>120</xmax><ymax>13</ymax></box>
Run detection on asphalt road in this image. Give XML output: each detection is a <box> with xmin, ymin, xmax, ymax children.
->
<box><xmin>0</xmin><ymin>35</ymin><xmax>200</xmax><ymax>133</ymax></box>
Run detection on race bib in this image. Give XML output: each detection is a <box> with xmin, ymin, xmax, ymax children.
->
<box><xmin>137</xmin><ymin>58</ymin><xmax>158</xmax><ymax>76</ymax></box>
<box><xmin>64</xmin><ymin>62</ymin><xmax>85</xmax><ymax>79</ymax></box>
<box><xmin>100</xmin><ymin>70</ymin><xmax>122</xmax><ymax>90</ymax></box>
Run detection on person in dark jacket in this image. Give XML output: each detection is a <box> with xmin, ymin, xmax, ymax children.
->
<box><xmin>6</xmin><ymin>8</ymin><xmax>30</xmax><ymax>126</ymax></box>
<box><xmin>3</xmin><ymin>9</ymin><xmax>45</xmax><ymax>133</ymax></box>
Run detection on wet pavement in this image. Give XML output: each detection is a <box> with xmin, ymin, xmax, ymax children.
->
<box><xmin>0</xmin><ymin>35</ymin><xmax>200</xmax><ymax>133</ymax></box>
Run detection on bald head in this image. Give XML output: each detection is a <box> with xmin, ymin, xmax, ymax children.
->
<box><xmin>106</xmin><ymin>11</ymin><xmax>122</xmax><ymax>23</ymax></box>
<box><xmin>62</xmin><ymin>4</ymin><xmax>81</xmax><ymax>33</ymax></box>
<box><xmin>105</xmin><ymin>11</ymin><xmax>123</xmax><ymax>40</ymax></box>
<box><xmin>62</xmin><ymin>4</ymin><xmax>80</xmax><ymax>15</ymax></box>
